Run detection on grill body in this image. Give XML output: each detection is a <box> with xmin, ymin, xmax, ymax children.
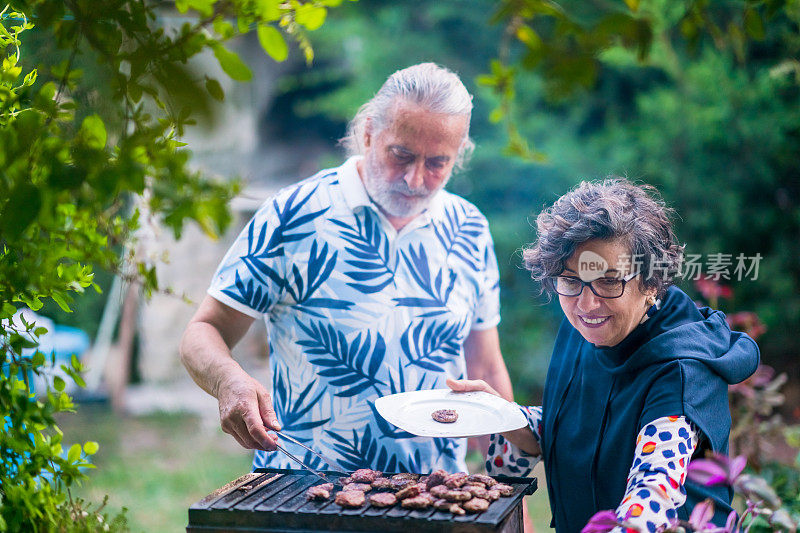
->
<box><xmin>187</xmin><ymin>468</ymin><xmax>537</xmax><ymax>532</ymax></box>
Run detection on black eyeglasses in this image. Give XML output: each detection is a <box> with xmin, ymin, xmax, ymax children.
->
<box><xmin>552</xmin><ymin>271</ymin><xmax>640</xmax><ymax>299</ymax></box>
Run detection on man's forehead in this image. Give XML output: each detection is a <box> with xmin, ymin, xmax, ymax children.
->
<box><xmin>388</xmin><ymin>143</ymin><xmax>452</xmax><ymax>159</ymax></box>
<box><xmin>386</xmin><ymin>101</ymin><xmax>468</xmax><ymax>135</ymax></box>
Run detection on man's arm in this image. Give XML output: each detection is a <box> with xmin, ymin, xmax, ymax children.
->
<box><xmin>463</xmin><ymin>326</ymin><xmax>512</xmax><ymax>401</ymax></box>
<box><xmin>462</xmin><ymin>326</ymin><xmax>537</xmax><ymax>533</ymax></box>
<box><xmin>461</xmin><ymin>327</ymin><xmax>541</xmax><ymax>455</ymax></box>
<box><xmin>180</xmin><ymin>295</ymin><xmax>280</xmax><ymax>450</ymax></box>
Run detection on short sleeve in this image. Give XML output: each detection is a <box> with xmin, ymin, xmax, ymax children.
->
<box><xmin>471</xmin><ymin>228</ymin><xmax>501</xmax><ymax>331</ymax></box>
<box><xmin>208</xmin><ymin>201</ymin><xmax>286</xmax><ymax>319</ymax></box>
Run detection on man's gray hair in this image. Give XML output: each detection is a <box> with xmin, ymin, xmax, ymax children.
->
<box><xmin>341</xmin><ymin>62</ymin><xmax>475</xmax><ymax>170</ymax></box>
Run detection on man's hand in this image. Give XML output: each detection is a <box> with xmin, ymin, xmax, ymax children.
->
<box><xmin>217</xmin><ymin>371</ymin><xmax>281</xmax><ymax>451</ymax></box>
<box><xmin>180</xmin><ymin>295</ymin><xmax>282</xmax><ymax>452</ymax></box>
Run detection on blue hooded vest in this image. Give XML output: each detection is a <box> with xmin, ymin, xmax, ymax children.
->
<box><xmin>540</xmin><ymin>286</ymin><xmax>760</xmax><ymax>533</ymax></box>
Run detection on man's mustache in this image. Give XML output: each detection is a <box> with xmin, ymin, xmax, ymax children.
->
<box><xmin>389</xmin><ymin>181</ymin><xmax>431</xmax><ymax>197</ymax></box>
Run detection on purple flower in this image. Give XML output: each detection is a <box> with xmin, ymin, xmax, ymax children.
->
<box><xmin>582</xmin><ymin>510</ymin><xmax>620</xmax><ymax>533</ymax></box>
<box><xmin>725</xmin><ymin>510</ymin><xmax>737</xmax><ymax>532</ymax></box>
<box><xmin>689</xmin><ymin>499</ymin><xmax>715</xmax><ymax>530</ymax></box>
<box><xmin>687</xmin><ymin>453</ymin><xmax>746</xmax><ymax>486</ymax></box>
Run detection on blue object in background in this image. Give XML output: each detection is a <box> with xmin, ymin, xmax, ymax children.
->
<box><xmin>51</xmin><ymin>324</ymin><xmax>91</xmax><ymax>365</ymax></box>
<box><xmin>2</xmin><ymin>315</ymin><xmax>91</xmax><ymax>479</ymax></box>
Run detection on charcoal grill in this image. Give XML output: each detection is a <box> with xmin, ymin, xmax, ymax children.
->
<box><xmin>187</xmin><ymin>468</ymin><xmax>537</xmax><ymax>532</ymax></box>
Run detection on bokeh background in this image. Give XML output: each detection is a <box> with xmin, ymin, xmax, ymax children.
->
<box><xmin>10</xmin><ymin>0</ymin><xmax>798</xmax><ymax>530</ymax></box>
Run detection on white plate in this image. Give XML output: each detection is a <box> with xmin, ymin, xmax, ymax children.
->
<box><xmin>374</xmin><ymin>389</ymin><xmax>528</xmax><ymax>438</ymax></box>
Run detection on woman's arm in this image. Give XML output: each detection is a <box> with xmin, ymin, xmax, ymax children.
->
<box><xmin>613</xmin><ymin>416</ymin><xmax>699</xmax><ymax>531</ymax></box>
<box><xmin>447</xmin><ymin>378</ymin><xmax>541</xmax><ymax>456</ymax></box>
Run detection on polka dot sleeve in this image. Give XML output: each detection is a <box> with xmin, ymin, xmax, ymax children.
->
<box><xmin>614</xmin><ymin>416</ymin><xmax>699</xmax><ymax>533</ymax></box>
<box><xmin>485</xmin><ymin>405</ymin><xmax>542</xmax><ymax>476</ymax></box>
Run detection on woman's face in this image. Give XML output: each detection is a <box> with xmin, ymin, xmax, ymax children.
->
<box><xmin>558</xmin><ymin>239</ymin><xmax>656</xmax><ymax>347</ymax></box>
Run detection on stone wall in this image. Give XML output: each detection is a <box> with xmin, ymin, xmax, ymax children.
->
<box><xmin>134</xmin><ymin>27</ymin><xmax>336</xmax><ymax>383</ymax></box>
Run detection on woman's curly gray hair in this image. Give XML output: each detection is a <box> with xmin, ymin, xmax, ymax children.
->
<box><xmin>523</xmin><ymin>178</ymin><xmax>684</xmax><ymax>298</ymax></box>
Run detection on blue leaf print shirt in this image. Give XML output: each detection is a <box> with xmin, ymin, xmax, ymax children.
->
<box><xmin>208</xmin><ymin>157</ymin><xmax>501</xmax><ymax>474</ymax></box>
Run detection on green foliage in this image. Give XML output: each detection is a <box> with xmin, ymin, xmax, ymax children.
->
<box><xmin>1</xmin><ymin>0</ymin><xmax>339</xmax><ymax>529</ymax></box>
<box><xmin>482</xmin><ymin>0</ymin><xmax>792</xmax><ymax>152</ymax></box>
<box><xmin>268</xmin><ymin>0</ymin><xmax>799</xmax><ymax>400</ymax></box>
<box><xmin>753</xmin><ymin>459</ymin><xmax>800</xmax><ymax>530</ymax></box>
<box><xmin>483</xmin><ymin>0</ymin><xmax>800</xmax><ymax>373</ymax></box>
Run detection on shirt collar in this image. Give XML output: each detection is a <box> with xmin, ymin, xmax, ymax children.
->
<box><xmin>338</xmin><ymin>156</ymin><xmax>373</xmax><ymax>212</ymax></box>
<box><xmin>338</xmin><ymin>155</ymin><xmax>447</xmax><ymax>224</ymax></box>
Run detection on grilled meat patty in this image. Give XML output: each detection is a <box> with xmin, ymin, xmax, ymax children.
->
<box><xmin>467</xmin><ymin>474</ymin><xmax>497</xmax><ymax>487</ymax></box>
<box><xmin>368</xmin><ymin>492</ymin><xmax>397</xmax><ymax>507</ymax></box>
<box><xmin>401</xmin><ymin>495</ymin><xmax>432</xmax><ymax>509</ymax></box>
<box><xmin>425</xmin><ymin>469</ymin><xmax>448</xmax><ymax>489</ymax></box>
<box><xmin>394</xmin><ymin>484</ymin><xmax>421</xmax><ymax>500</ymax></box>
<box><xmin>431</xmin><ymin>409</ymin><xmax>458</xmax><ymax>423</ymax></box>
<box><xmin>494</xmin><ymin>483</ymin><xmax>514</xmax><ymax>496</ymax></box>
<box><xmin>463</xmin><ymin>497</ymin><xmax>490</xmax><ymax>513</ymax></box>
<box><xmin>334</xmin><ymin>490</ymin><xmax>365</xmax><ymax>508</ymax></box>
<box><xmin>370</xmin><ymin>477</ymin><xmax>394</xmax><ymax>491</ymax></box>
<box><xmin>342</xmin><ymin>482</ymin><xmax>372</xmax><ymax>493</ymax></box>
<box><xmin>350</xmin><ymin>469</ymin><xmax>382</xmax><ymax>483</ymax></box>
<box><xmin>305</xmin><ymin>484</ymin><xmax>333</xmax><ymax>500</ymax></box>
<box><xmin>443</xmin><ymin>472</ymin><xmax>468</xmax><ymax>489</ymax></box>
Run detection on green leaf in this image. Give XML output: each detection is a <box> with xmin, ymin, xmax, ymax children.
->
<box><xmin>211</xmin><ymin>43</ymin><xmax>253</xmax><ymax>81</ymax></box>
<box><xmin>53</xmin><ymin>376</ymin><xmax>65</xmax><ymax>391</ymax></box>
<box><xmin>205</xmin><ymin>76</ymin><xmax>225</xmax><ymax>101</ymax></box>
<box><xmin>175</xmin><ymin>0</ymin><xmax>215</xmax><ymax>16</ymax></box>
<box><xmin>32</xmin><ymin>351</ymin><xmax>45</xmax><ymax>367</ymax></box>
<box><xmin>516</xmin><ymin>24</ymin><xmax>541</xmax><ymax>48</ymax></box>
<box><xmin>213</xmin><ymin>16</ymin><xmax>235</xmax><ymax>39</ymax></box>
<box><xmin>257</xmin><ymin>24</ymin><xmax>288</xmax><ymax>61</ymax></box>
<box><xmin>22</xmin><ymin>69</ymin><xmax>37</xmax><ymax>87</ymax></box>
<box><xmin>295</xmin><ymin>4</ymin><xmax>326</xmax><ymax>30</ymax></box>
<box><xmin>79</xmin><ymin>114</ymin><xmax>107</xmax><ymax>150</ymax></box>
<box><xmin>33</xmin><ymin>327</ymin><xmax>48</xmax><ymax>337</ymax></box>
<box><xmin>744</xmin><ymin>9</ymin><xmax>765</xmax><ymax>40</ymax></box>
<box><xmin>51</xmin><ymin>292</ymin><xmax>72</xmax><ymax>313</ymax></box>
<box><xmin>67</xmin><ymin>443</ymin><xmax>81</xmax><ymax>463</ymax></box>
<box><xmin>0</xmin><ymin>182</ymin><xmax>41</xmax><ymax>239</ymax></box>
<box><xmin>1</xmin><ymin>302</ymin><xmax>16</xmax><ymax>319</ymax></box>
<box><xmin>623</xmin><ymin>0</ymin><xmax>639</xmax><ymax>12</ymax></box>
<box><xmin>255</xmin><ymin>0</ymin><xmax>282</xmax><ymax>21</ymax></box>
<box><xmin>83</xmin><ymin>441</ymin><xmax>99</xmax><ymax>455</ymax></box>
<box><xmin>73</xmin><ymin>373</ymin><xmax>86</xmax><ymax>388</ymax></box>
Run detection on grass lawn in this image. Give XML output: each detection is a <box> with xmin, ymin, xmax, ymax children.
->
<box><xmin>55</xmin><ymin>404</ymin><xmax>251</xmax><ymax>532</ymax></box>
<box><xmin>56</xmin><ymin>404</ymin><xmax>553</xmax><ymax>532</ymax></box>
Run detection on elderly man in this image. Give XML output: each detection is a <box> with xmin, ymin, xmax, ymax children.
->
<box><xmin>180</xmin><ymin>63</ymin><xmax>513</xmax><ymax>474</ymax></box>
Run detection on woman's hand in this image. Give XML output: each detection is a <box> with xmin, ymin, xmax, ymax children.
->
<box><xmin>445</xmin><ymin>378</ymin><xmax>502</xmax><ymax>397</ymax></box>
<box><xmin>447</xmin><ymin>377</ymin><xmax>541</xmax><ymax>458</ymax></box>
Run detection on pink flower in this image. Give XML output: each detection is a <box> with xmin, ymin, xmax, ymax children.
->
<box><xmin>726</xmin><ymin>311</ymin><xmax>767</xmax><ymax>341</ymax></box>
<box><xmin>695</xmin><ymin>277</ymin><xmax>733</xmax><ymax>301</ymax></box>
<box><xmin>582</xmin><ymin>510</ymin><xmax>619</xmax><ymax>533</ymax></box>
<box><xmin>687</xmin><ymin>453</ymin><xmax>747</xmax><ymax>486</ymax></box>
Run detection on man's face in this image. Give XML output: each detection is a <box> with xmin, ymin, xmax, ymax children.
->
<box><xmin>361</xmin><ymin>100</ymin><xmax>469</xmax><ymax>222</ymax></box>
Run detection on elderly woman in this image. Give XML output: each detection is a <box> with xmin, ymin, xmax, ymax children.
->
<box><xmin>448</xmin><ymin>179</ymin><xmax>759</xmax><ymax>533</ymax></box>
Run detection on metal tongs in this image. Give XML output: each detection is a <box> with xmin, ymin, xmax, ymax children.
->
<box><xmin>269</xmin><ymin>429</ymin><xmax>347</xmax><ymax>484</ymax></box>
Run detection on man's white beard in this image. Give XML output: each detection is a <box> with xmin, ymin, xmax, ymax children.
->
<box><xmin>362</xmin><ymin>152</ymin><xmax>450</xmax><ymax>218</ymax></box>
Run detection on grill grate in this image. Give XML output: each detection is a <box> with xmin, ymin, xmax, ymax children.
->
<box><xmin>188</xmin><ymin>468</ymin><xmax>537</xmax><ymax>532</ymax></box>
